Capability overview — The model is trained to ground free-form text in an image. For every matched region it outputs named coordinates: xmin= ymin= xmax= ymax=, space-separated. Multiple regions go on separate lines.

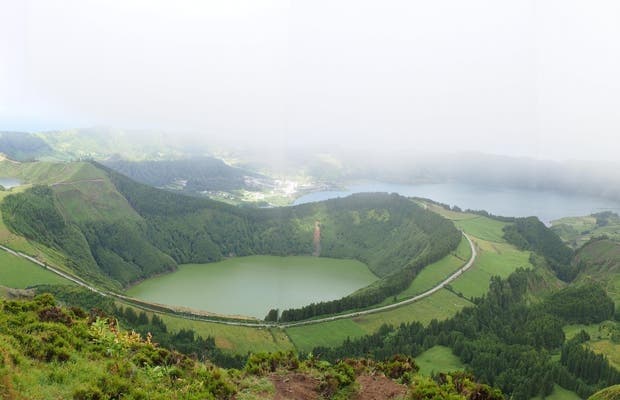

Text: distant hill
xmin=552 ymin=212 xmax=620 ymax=249
xmin=36 ymin=127 xmax=200 ymax=161
xmin=0 ymin=131 xmax=52 ymax=161
xmin=103 ymin=157 xmax=271 ymax=193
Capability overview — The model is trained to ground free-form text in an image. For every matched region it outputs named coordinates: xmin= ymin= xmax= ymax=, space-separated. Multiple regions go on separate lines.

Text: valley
xmin=0 ymin=157 xmax=618 ymax=399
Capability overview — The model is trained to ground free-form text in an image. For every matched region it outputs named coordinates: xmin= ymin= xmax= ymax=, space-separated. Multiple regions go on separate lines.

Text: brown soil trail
xmin=312 ymin=220 xmax=321 ymax=256
xmin=271 ymin=373 xmax=320 ymax=400
xmin=354 ymin=375 xmax=407 ymax=400
xmin=51 ymin=178 xmax=106 ymax=186
xmin=0 ymin=347 xmax=19 ymax=400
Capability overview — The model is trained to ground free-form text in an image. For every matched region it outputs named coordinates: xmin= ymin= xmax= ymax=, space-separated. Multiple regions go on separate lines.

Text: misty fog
xmin=2 ymin=0 xmax=620 ymax=163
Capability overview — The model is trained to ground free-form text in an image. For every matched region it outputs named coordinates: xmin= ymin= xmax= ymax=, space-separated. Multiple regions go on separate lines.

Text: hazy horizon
xmin=2 ymin=0 xmax=620 ymax=162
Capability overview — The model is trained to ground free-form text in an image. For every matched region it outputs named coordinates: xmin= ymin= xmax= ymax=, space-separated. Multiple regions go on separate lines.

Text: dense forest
xmin=503 ymin=216 xmax=577 ymax=281
xmin=312 ymin=269 xmax=619 ymax=399
xmin=0 ymin=162 xmax=460 ymax=319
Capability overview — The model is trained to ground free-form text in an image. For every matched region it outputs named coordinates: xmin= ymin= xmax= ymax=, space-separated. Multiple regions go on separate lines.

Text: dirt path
xmin=50 ymin=178 xmax=106 ymax=186
xmin=354 ymin=375 xmax=407 ymax=400
xmin=0 ymin=347 xmax=19 ymax=400
xmin=271 ymin=373 xmax=320 ymax=400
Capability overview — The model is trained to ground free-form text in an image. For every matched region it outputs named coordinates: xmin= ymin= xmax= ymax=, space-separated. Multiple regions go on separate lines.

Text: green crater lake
xmin=126 ymin=255 xmax=378 ymax=319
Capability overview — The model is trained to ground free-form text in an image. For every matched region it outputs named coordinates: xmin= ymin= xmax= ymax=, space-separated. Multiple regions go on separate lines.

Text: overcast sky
xmin=1 ymin=0 xmax=619 ymax=161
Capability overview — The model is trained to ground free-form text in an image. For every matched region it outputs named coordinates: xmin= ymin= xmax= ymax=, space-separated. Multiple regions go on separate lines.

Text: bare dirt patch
xmin=271 ymin=373 xmax=320 ymax=400
xmin=353 ymin=375 xmax=407 ymax=400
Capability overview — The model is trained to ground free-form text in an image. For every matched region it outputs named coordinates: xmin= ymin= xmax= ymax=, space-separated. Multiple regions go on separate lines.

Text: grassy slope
xmin=0 ymin=169 xmax=81 ymax=276
xmin=285 ymin=205 xmax=533 ymax=351
xmin=286 ymin=289 xmax=473 ymax=352
xmin=552 ymin=214 xmax=620 ymax=249
xmin=454 ymin=216 xmax=507 ymax=242
xmin=0 ymin=250 xmax=66 ymax=288
xmin=395 ymin=236 xmax=472 ymax=300
xmin=588 ymin=385 xmax=620 ymax=400
xmin=51 ymin=163 xmax=142 ymax=223
xmin=564 ymin=321 xmax=620 ymax=371
xmin=451 ymin=238 xmax=534 ymax=299
xmin=574 ymin=239 xmax=620 ymax=307
xmin=532 ymin=385 xmax=582 ymax=400
xmin=415 ymin=345 xmax=464 ymax=376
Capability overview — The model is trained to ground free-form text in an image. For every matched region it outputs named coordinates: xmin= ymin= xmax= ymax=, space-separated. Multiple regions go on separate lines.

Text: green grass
xmin=353 ymin=289 xmax=473 ymax=334
xmin=50 ymin=163 xmax=143 ymax=223
xmin=113 ymin=301 xmax=294 ymax=354
xmin=0 ymin=160 xmax=141 ymax=224
xmin=589 ymin=385 xmax=620 ymax=400
xmin=286 ymin=319 xmax=367 ymax=352
xmin=415 ymin=345 xmax=464 ymax=376
xmin=0 ymin=249 xmax=67 ymax=288
xmin=282 ymin=211 xmax=526 ymax=352
xmin=454 ymin=216 xmax=507 ymax=243
xmin=158 ymin=312 xmax=293 ymax=354
xmin=552 ymin=214 xmax=620 ymax=248
xmin=284 ymin=289 xmax=473 ymax=352
xmin=563 ymin=321 xmax=620 ymax=370
xmin=531 ymin=384 xmax=581 ymax=400
xmin=424 ymin=203 xmax=477 ymax=221
xmin=574 ymin=239 xmax=620 ymax=307
xmin=0 ymin=159 xmax=86 ymax=185
xmin=403 ymin=236 xmax=471 ymax=297
xmin=450 ymin=238 xmax=533 ymax=299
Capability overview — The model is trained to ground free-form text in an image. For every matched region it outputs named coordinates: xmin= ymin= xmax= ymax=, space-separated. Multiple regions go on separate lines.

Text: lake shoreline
xmin=126 ymin=255 xmax=377 ymax=319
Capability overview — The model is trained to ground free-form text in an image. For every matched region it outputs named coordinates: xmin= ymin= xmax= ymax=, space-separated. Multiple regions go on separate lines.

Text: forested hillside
xmin=312 ymin=269 xmax=620 ymax=399
xmin=573 ymin=238 xmax=620 ymax=307
xmin=0 ymin=161 xmax=460 ymax=317
xmin=503 ymin=217 xmax=576 ymax=281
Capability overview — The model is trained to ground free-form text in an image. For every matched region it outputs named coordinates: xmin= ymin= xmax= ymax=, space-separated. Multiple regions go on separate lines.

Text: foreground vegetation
xmin=0 ymin=294 xmax=507 ymax=399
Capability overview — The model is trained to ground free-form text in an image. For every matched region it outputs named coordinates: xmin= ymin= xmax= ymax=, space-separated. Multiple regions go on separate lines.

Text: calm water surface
xmin=0 ymin=178 xmax=22 ymax=189
xmin=127 ymin=255 xmax=377 ymax=319
xmin=294 ymin=182 xmax=620 ymax=224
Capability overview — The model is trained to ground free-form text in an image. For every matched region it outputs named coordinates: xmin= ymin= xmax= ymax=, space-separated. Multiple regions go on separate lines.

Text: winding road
xmin=0 ymin=232 xmax=476 ymax=328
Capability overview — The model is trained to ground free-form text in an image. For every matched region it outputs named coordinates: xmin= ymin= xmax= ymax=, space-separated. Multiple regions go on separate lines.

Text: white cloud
xmin=1 ymin=0 xmax=619 ymax=161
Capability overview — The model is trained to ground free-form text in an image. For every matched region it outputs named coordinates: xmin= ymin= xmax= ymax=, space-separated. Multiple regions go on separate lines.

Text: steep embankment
xmin=574 ymin=238 xmax=620 ymax=307
xmin=0 ymin=160 xmax=461 ymax=317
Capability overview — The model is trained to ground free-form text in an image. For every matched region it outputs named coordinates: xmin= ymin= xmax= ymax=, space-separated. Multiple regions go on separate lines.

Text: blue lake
xmin=294 ymin=182 xmax=620 ymax=224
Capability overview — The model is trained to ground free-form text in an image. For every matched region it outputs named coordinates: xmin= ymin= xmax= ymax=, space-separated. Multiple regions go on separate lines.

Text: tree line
xmin=310 ymin=269 xmax=618 ymax=399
